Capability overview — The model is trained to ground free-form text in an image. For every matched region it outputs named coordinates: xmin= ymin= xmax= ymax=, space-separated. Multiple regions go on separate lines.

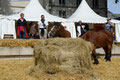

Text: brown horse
xmin=81 ymin=30 xmax=113 ymax=64
xmin=48 ymin=22 xmax=71 ymax=38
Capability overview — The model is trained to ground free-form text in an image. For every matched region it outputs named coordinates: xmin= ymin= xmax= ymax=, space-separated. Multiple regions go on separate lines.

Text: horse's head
xmin=48 ymin=22 xmax=61 ymax=37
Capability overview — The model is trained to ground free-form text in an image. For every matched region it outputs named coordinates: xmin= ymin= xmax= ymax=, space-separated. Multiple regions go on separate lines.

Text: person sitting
xmin=17 ymin=13 xmax=28 ymax=39
xmin=38 ymin=15 xmax=48 ymax=39
xmin=29 ymin=22 xmax=37 ymax=39
xmin=77 ymin=21 xmax=86 ymax=37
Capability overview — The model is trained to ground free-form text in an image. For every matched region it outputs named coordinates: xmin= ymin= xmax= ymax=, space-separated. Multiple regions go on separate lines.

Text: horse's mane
xmin=54 ymin=22 xmax=65 ymax=30
xmin=54 ymin=22 xmax=61 ymax=26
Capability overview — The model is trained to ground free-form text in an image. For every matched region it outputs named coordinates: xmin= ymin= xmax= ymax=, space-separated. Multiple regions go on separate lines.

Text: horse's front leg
xmin=92 ymin=49 xmax=99 ymax=64
xmin=103 ymin=46 xmax=108 ymax=60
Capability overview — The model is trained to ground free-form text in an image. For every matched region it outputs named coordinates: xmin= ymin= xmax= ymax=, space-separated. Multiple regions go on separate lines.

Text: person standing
xmin=38 ymin=15 xmax=48 ymax=39
xmin=105 ymin=18 xmax=113 ymax=32
xmin=17 ymin=13 xmax=28 ymax=39
xmin=77 ymin=21 xmax=86 ymax=37
xmin=29 ymin=22 xmax=37 ymax=39
xmin=105 ymin=18 xmax=116 ymax=40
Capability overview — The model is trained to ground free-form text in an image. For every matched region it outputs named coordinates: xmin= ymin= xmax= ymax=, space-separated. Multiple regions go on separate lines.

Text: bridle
xmin=48 ymin=25 xmax=61 ymax=37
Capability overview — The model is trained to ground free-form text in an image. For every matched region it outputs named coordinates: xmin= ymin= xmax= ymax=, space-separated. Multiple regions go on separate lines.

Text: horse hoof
xmin=106 ymin=57 xmax=111 ymax=61
xmin=106 ymin=59 xmax=111 ymax=62
xmin=93 ymin=61 xmax=99 ymax=64
xmin=104 ymin=57 xmax=107 ymax=60
xmin=93 ymin=62 xmax=99 ymax=64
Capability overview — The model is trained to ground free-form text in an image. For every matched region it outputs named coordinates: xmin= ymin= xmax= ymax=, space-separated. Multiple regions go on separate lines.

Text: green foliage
xmin=115 ymin=0 xmax=119 ymax=3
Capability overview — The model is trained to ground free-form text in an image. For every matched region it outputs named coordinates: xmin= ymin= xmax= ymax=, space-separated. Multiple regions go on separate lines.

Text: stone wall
xmin=44 ymin=0 xmax=107 ymax=18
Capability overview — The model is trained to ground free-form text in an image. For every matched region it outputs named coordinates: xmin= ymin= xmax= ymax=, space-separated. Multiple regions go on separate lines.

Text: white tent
xmin=68 ymin=0 xmax=120 ymax=24
xmin=1 ymin=0 xmax=77 ymax=39
xmin=7 ymin=0 xmax=76 ymax=38
xmin=68 ymin=0 xmax=120 ymax=41
xmin=8 ymin=0 xmax=66 ymax=22
xmin=68 ymin=0 xmax=106 ymax=23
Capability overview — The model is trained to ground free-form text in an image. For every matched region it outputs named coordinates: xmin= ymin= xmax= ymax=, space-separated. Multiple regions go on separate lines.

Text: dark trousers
xmin=19 ymin=31 xmax=25 ymax=39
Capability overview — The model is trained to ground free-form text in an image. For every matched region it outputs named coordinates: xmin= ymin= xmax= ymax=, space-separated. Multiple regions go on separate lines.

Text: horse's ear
xmin=54 ymin=22 xmax=56 ymax=25
xmin=48 ymin=22 xmax=53 ymax=25
xmin=54 ymin=22 xmax=58 ymax=25
xmin=48 ymin=22 xmax=51 ymax=24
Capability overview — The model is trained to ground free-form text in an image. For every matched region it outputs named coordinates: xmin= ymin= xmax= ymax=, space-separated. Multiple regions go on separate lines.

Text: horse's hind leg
xmin=107 ymin=44 xmax=112 ymax=61
xmin=103 ymin=46 xmax=108 ymax=60
xmin=92 ymin=49 xmax=99 ymax=64
xmin=104 ymin=44 xmax=112 ymax=61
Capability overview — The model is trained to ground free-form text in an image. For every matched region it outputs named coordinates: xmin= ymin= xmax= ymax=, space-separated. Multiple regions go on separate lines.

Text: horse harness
xmin=48 ymin=25 xmax=61 ymax=37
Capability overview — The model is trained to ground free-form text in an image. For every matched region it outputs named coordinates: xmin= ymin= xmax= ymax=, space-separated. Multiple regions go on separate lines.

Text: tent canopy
xmin=68 ymin=0 xmax=120 ymax=24
xmin=0 ymin=15 xmax=6 ymax=19
xmin=8 ymin=0 xmax=66 ymax=22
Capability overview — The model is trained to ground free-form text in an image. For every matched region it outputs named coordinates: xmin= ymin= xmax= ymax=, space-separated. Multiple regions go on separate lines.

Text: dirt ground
xmin=0 ymin=58 xmax=120 ymax=80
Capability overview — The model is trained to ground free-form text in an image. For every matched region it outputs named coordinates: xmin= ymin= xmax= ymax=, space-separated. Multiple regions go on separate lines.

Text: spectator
xmin=17 ymin=13 xmax=27 ymax=39
xmin=77 ymin=21 xmax=86 ymax=37
xmin=38 ymin=15 xmax=48 ymax=39
xmin=29 ymin=22 xmax=37 ymax=39
xmin=105 ymin=18 xmax=113 ymax=32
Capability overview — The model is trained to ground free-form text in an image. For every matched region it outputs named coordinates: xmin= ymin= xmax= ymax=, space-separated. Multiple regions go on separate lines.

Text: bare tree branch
xmin=0 ymin=0 xmax=13 ymax=15
xmin=115 ymin=0 xmax=119 ymax=3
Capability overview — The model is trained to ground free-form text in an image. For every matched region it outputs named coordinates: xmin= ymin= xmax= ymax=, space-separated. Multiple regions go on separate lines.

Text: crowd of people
xmin=17 ymin=13 xmax=48 ymax=39
xmin=17 ymin=13 xmax=115 ymax=40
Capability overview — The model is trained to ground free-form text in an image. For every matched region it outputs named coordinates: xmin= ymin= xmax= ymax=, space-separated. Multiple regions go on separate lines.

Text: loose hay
xmin=0 ymin=39 xmax=40 ymax=47
xmin=33 ymin=38 xmax=94 ymax=79
xmin=0 ymin=58 xmax=120 ymax=80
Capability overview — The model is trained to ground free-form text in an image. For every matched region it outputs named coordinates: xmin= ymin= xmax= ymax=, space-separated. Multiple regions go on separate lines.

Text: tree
xmin=0 ymin=0 xmax=13 ymax=15
xmin=115 ymin=0 xmax=119 ymax=3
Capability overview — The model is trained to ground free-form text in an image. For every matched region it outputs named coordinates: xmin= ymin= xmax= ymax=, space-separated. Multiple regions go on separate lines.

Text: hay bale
xmin=33 ymin=38 xmax=94 ymax=77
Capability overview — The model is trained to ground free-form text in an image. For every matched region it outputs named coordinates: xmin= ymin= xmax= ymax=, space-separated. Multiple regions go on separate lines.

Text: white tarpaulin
xmin=0 ymin=18 xmax=16 ymax=39
xmin=62 ymin=22 xmax=76 ymax=38
xmin=0 ymin=19 xmax=2 ymax=38
xmin=115 ymin=23 xmax=120 ymax=42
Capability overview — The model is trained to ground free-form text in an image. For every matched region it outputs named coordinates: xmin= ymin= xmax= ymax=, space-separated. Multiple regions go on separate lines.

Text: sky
xmin=11 ymin=0 xmax=29 ymax=1
xmin=108 ymin=0 xmax=120 ymax=14
xmin=11 ymin=0 xmax=120 ymax=14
